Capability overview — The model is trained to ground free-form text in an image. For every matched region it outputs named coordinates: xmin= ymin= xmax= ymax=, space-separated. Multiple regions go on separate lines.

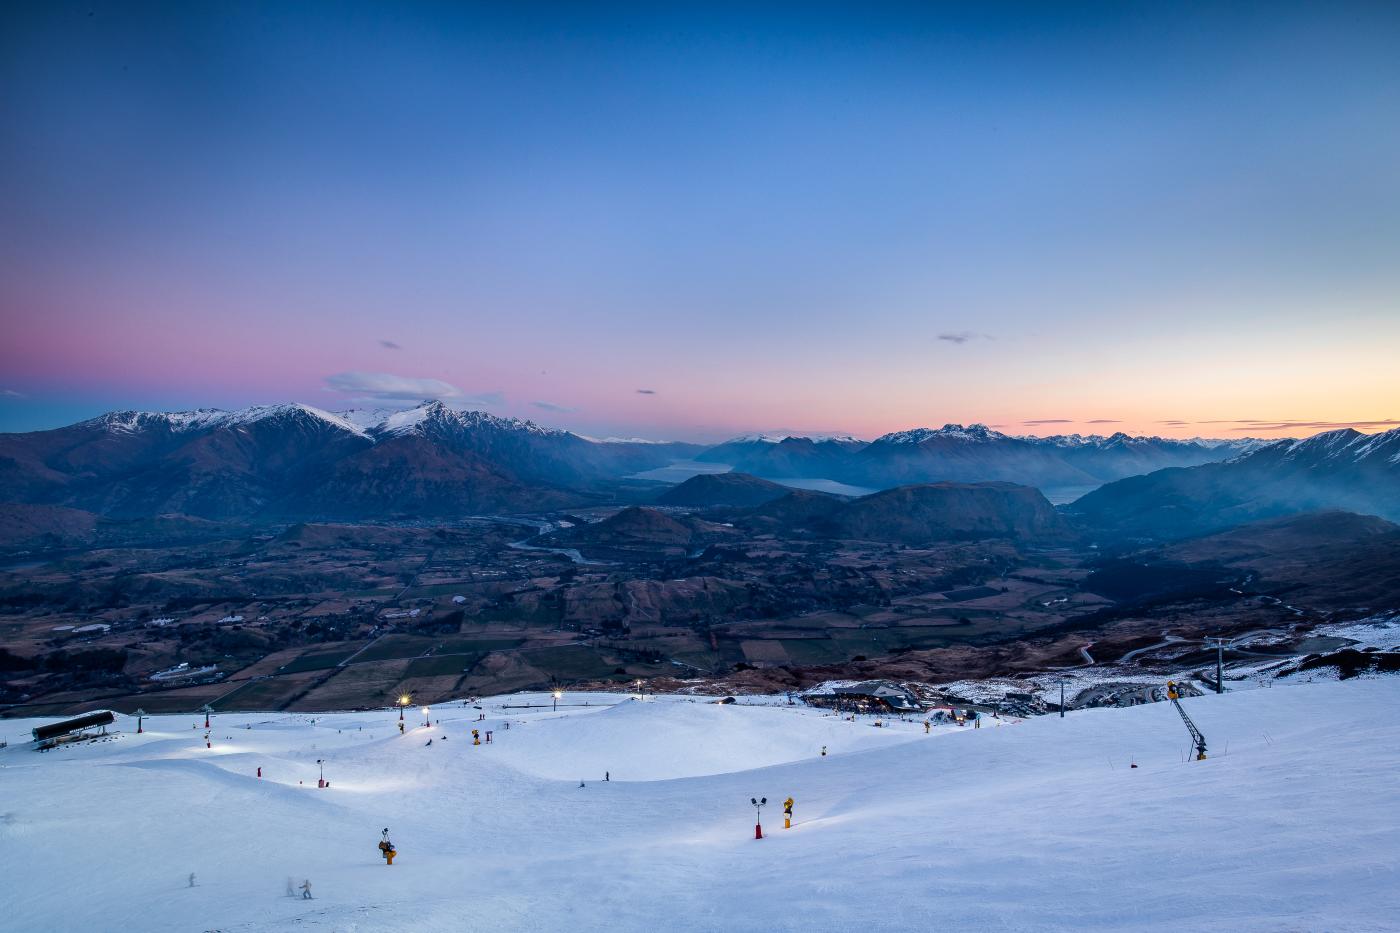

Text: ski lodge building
xmin=801 ymin=680 xmax=923 ymax=714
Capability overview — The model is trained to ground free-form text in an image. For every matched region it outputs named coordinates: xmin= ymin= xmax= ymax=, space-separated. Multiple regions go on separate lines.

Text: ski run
xmin=2 ymin=675 xmax=1398 ymax=931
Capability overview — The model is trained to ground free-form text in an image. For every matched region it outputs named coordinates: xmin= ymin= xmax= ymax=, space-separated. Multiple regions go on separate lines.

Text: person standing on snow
xmin=300 ymin=880 xmax=313 ymax=900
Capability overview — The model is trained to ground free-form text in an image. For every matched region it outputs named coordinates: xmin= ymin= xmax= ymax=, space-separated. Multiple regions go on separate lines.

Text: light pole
xmin=552 ymin=690 xmax=561 ymax=712
xmin=398 ymin=694 xmax=410 ymax=721
xmin=422 ymin=706 xmax=430 ymax=728
xmin=317 ymin=758 xmax=325 ymax=788
xmin=1207 ymin=637 xmax=1225 ymax=694
xmin=635 ymin=679 xmax=644 ymax=701
xmin=1059 ymin=677 xmax=1066 ymax=718
xmin=135 ymin=708 xmax=146 ymax=734
xmin=751 ymin=797 xmax=767 ymax=839
xmin=201 ymin=704 xmax=213 ymax=729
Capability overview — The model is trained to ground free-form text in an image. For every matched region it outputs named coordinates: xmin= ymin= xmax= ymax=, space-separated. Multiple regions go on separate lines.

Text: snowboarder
xmin=425 ymin=739 xmax=433 ymax=746
xmin=300 ymin=880 xmax=313 ymax=899
xmin=285 ymin=877 xmax=296 ymax=897
xmin=188 ymin=873 xmax=196 ymax=888
xmin=398 ymin=721 xmax=404 ymax=734
xmin=924 ymin=720 xmax=931 ymax=734
xmin=605 ymin=771 xmax=609 ymax=782
xmin=820 ymin=745 xmax=827 ymax=757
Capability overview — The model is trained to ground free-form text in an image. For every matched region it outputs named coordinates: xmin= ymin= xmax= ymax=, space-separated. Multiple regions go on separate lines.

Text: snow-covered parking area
xmin=1 ymin=680 xmax=1397 ymax=931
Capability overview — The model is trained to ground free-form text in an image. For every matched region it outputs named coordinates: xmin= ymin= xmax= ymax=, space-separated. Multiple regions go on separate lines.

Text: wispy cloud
xmin=379 ymin=340 xmax=401 ymax=350
xmin=1086 ymin=419 xmax=1121 ymax=424
xmin=1022 ymin=419 xmax=1072 ymax=425
xmin=1226 ymin=418 xmax=1400 ymax=432
xmin=326 ymin=371 xmax=461 ymax=402
xmin=937 ymin=332 xmax=993 ymax=344
xmin=532 ymin=400 xmax=576 ymax=413
xmin=636 ymin=388 xmax=657 ymax=395
xmin=1157 ymin=420 xmax=1189 ymax=426
xmin=324 ymin=371 xmax=503 ymax=407
xmin=0 ymin=389 xmax=24 ymax=399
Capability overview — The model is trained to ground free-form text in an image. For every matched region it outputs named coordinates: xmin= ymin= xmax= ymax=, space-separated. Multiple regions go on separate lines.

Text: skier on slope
xmin=300 ymin=880 xmax=313 ymax=900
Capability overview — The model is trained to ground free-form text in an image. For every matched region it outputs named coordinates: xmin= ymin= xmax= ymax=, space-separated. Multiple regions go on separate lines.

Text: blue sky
xmin=2 ymin=2 xmax=1398 ymax=439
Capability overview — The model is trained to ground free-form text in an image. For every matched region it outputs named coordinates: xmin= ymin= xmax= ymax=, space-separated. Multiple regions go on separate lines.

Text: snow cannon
xmin=751 ymin=797 xmax=767 ymax=839
xmin=783 ymin=797 xmax=794 ymax=830
xmin=1165 ymin=681 xmax=1208 ymax=761
xmin=379 ymin=830 xmax=397 ymax=865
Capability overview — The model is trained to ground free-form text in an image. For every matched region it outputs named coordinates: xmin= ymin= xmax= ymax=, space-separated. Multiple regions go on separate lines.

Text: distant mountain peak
xmin=86 ymin=403 xmax=370 ymax=438
xmin=875 ymin=423 xmax=1007 ymax=444
xmin=721 ymin=431 xmax=864 ymax=445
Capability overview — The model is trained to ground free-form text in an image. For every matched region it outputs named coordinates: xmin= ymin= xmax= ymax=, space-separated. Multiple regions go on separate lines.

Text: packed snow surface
xmin=2 ymin=679 xmax=1398 ymax=931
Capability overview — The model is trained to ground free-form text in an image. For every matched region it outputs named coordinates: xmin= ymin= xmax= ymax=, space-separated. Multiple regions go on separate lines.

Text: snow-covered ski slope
xmin=2 ymin=679 xmax=1398 ymax=932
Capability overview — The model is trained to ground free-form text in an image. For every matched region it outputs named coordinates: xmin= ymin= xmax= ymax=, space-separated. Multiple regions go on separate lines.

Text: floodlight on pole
xmin=1206 ymin=637 xmax=1226 ymax=694
xmin=552 ymin=690 xmax=561 ymax=712
xmin=751 ymin=797 xmax=767 ymax=840
xmin=422 ymin=706 xmax=430 ymax=728
xmin=134 ymin=708 xmax=147 ymax=734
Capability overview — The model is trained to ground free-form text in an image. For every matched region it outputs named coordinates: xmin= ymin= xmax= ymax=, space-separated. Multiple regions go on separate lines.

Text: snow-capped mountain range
xmin=0 ymin=401 xmax=702 ymax=521
xmin=4 ymin=400 xmax=1393 ymax=529
xmin=697 ymin=423 xmax=1270 ymax=490
xmin=1072 ymin=426 xmax=1400 ymax=539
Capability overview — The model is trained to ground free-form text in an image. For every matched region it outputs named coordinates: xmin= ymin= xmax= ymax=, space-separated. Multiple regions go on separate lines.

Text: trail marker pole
xmin=135 ymin=708 xmax=146 ymax=734
xmin=1059 ymin=677 xmax=1066 ymax=718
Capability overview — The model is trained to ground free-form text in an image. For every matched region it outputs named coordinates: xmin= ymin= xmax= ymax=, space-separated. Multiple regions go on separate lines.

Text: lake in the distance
xmin=629 ymin=460 xmax=877 ymax=497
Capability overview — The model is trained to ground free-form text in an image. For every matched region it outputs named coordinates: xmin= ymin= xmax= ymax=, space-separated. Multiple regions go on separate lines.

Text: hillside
xmin=540 ymin=507 xmax=739 ymax=559
xmin=825 ymin=482 xmax=1064 ymax=543
xmin=655 ymin=472 xmax=793 ymax=508
xmin=1154 ymin=511 xmax=1400 ymax=609
xmin=742 ymin=481 xmax=1062 ymax=544
xmin=1072 ymin=427 xmax=1400 ymax=540
xmin=2 ymin=679 xmax=1397 ymax=931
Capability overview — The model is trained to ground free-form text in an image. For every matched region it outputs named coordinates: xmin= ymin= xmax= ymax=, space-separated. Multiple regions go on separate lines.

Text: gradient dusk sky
xmin=2 ymin=2 xmax=1398 ymax=441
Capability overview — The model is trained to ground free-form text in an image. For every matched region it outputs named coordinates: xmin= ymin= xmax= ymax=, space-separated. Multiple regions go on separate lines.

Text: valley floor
xmin=1 ymin=678 xmax=1397 ymax=931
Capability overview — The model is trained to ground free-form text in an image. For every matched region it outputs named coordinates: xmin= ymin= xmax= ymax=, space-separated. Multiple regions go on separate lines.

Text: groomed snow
xmin=2 ymin=679 xmax=1397 ymax=931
